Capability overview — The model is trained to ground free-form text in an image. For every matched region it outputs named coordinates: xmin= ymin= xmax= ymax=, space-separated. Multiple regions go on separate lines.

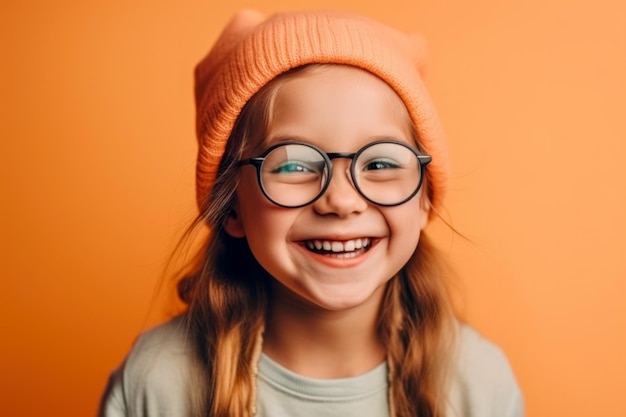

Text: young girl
xmin=99 ymin=9 xmax=524 ymax=417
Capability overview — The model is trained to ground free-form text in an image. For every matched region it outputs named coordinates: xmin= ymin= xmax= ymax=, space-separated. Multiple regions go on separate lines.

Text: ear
xmin=417 ymin=195 xmax=431 ymax=230
xmin=223 ymin=203 xmax=246 ymax=238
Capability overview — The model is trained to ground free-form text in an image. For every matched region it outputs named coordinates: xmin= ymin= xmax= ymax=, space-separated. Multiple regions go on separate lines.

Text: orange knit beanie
xmin=194 ymin=9 xmax=448 ymax=212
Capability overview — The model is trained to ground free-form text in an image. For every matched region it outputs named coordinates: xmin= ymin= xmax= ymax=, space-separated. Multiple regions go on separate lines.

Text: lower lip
xmin=296 ymin=240 xmax=378 ymax=268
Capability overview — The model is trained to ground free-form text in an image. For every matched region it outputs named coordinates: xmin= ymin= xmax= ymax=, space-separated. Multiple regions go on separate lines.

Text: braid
xmin=379 ymin=233 xmax=457 ymax=417
xmin=181 ymin=233 xmax=268 ymax=417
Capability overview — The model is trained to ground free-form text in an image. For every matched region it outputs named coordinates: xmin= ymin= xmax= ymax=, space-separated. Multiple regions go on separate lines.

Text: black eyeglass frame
xmin=239 ymin=139 xmax=432 ymax=209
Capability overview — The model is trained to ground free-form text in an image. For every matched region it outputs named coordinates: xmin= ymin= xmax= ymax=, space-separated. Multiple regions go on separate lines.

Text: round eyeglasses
xmin=239 ymin=140 xmax=431 ymax=208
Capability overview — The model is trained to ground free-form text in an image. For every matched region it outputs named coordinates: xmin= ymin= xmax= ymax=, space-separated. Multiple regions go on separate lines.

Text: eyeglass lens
xmin=353 ymin=142 xmax=421 ymax=205
xmin=261 ymin=144 xmax=330 ymax=207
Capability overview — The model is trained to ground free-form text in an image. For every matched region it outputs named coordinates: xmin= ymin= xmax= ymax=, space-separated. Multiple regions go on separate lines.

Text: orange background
xmin=1 ymin=0 xmax=625 ymax=416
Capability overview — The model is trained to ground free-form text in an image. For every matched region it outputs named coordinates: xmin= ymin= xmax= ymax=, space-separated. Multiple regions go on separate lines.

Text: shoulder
xmin=447 ymin=324 xmax=525 ymax=417
xmin=125 ymin=315 xmax=195 ymax=375
xmin=99 ymin=316 xmax=200 ymax=417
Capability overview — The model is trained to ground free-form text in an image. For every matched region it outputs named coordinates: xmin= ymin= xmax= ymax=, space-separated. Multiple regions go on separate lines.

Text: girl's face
xmin=225 ymin=66 xmax=430 ymax=312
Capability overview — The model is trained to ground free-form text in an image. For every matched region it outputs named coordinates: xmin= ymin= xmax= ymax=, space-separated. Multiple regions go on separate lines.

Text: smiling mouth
xmin=303 ymin=238 xmax=372 ymax=258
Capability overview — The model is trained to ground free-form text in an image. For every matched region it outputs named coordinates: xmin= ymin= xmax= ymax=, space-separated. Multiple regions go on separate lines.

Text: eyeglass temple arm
xmin=239 ymin=157 xmax=264 ymax=167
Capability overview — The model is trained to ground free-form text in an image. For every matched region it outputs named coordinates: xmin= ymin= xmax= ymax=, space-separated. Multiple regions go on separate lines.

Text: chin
xmin=305 ymin=284 xmax=386 ymax=312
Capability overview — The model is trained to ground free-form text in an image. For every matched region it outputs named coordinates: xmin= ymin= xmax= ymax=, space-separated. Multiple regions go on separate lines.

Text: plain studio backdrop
xmin=1 ymin=0 xmax=624 ymax=416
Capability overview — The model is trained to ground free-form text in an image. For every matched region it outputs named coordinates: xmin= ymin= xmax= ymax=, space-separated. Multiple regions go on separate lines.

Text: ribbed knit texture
xmin=194 ymin=9 xmax=449 ymax=211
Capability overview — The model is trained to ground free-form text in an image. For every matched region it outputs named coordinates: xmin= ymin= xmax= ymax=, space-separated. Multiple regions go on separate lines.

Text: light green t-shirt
xmin=256 ymin=353 xmax=389 ymax=417
xmin=98 ymin=317 xmax=524 ymax=417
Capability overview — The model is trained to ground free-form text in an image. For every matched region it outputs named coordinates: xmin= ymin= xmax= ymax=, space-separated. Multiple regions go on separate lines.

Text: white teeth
xmin=331 ymin=241 xmax=343 ymax=252
xmin=305 ymin=238 xmax=371 ymax=253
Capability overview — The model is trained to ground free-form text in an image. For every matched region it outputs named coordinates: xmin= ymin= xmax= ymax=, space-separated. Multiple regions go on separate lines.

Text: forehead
xmin=264 ymin=65 xmax=414 ymax=150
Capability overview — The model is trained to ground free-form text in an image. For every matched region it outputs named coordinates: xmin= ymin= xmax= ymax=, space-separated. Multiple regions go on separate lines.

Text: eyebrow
xmin=263 ymin=134 xmax=308 ymax=146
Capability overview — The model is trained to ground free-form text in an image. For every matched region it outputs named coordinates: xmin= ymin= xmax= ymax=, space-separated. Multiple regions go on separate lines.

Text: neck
xmin=262 ymin=281 xmax=386 ymax=379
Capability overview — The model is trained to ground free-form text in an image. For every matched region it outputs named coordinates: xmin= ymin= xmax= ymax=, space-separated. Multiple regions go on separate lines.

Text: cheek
xmin=235 ymin=178 xmax=300 ymax=243
xmin=387 ymin=201 xmax=427 ymax=245
xmin=235 ymin=173 xmax=268 ymax=220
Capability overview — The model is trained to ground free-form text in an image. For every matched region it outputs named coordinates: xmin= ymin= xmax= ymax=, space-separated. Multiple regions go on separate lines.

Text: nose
xmin=312 ymin=159 xmax=368 ymax=217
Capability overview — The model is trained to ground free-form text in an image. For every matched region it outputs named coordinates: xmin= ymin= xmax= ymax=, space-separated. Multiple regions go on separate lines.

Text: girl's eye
xmin=272 ymin=161 xmax=314 ymax=174
xmin=363 ymin=159 xmax=399 ymax=170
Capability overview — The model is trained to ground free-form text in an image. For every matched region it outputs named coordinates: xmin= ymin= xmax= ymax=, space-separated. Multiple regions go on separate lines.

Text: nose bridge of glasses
xmin=326 ymin=152 xmax=357 ymax=161
xmin=327 ymin=152 xmax=357 ymax=180
xmin=323 ymin=152 xmax=358 ymax=194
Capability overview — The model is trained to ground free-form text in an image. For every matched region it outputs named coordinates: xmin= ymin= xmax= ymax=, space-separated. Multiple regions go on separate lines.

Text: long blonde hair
xmin=177 ymin=64 xmax=457 ymax=417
